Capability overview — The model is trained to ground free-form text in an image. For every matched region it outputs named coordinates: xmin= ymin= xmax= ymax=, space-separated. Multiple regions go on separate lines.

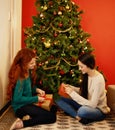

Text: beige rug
xmin=20 ymin=112 xmax=115 ymax=130
xmin=0 ymin=106 xmax=115 ymax=130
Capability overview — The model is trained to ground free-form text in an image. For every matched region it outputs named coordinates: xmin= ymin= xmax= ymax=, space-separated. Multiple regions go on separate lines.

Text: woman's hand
xmin=38 ymin=96 xmax=45 ymax=102
xmin=65 ymin=86 xmax=73 ymax=94
xmin=61 ymin=83 xmax=74 ymax=94
xmin=36 ymin=88 xmax=45 ymax=96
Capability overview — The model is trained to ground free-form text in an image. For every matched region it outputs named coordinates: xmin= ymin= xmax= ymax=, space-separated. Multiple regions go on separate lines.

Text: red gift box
xmin=58 ymin=83 xmax=70 ymax=98
xmin=36 ymin=94 xmax=53 ymax=111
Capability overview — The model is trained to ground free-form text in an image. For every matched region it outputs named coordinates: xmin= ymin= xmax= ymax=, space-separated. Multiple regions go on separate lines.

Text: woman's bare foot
xmin=10 ymin=118 xmax=23 ymax=130
xmin=75 ymin=116 xmax=81 ymax=121
xmin=22 ymin=115 xmax=31 ymax=120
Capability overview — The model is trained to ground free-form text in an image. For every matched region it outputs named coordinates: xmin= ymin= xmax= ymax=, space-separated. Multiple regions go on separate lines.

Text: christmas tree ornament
xmin=84 ymin=46 xmax=88 ymax=50
xmin=65 ymin=5 xmax=70 ymax=10
xmin=48 ymin=1 xmax=53 ymax=7
xmin=79 ymin=79 xmax=82 ymax=83
xmin=38 ymin=62 xmax=42 ymax=66
xmin=53 ymin=11 xmax=57 ymax=15
xmin=58 ymin=23 xmax=63 ymax=27
xmin=80 ymin=40 xmax=82 ymax=43
xmin=40 ymin=13 xmax=44 ymax=19
xmin=61 ymin=53 xmax=66 ymax=57
xmin=70 ymin=70 xmax=74 ymax=75
xmin=43 ymin=5 xmax=48 ymax=10
xmin=59 ymin=70 xmax=65 ymax=75
xmin=44 ymin=39 xmax=51 ymax=48
xmin=41 ymin=6 xmax=43 ymax=9
xmin=41 ymin=37 xmax=45 ymax=42
xmin=54 ymin=32 xmax=58 ymax=37
xmin=72 ymin=73 xmax=75 ymax=77
xmin=54 ymin=40 xmax=59 ymax=45
xmin=32 ymin=37 xmax=36 ymax=41
xmin=45 ymin=61 xmax=48 ymax=65
xmin=58 ymin=11 xmax=62 ymax=15
xmin=44 ymin=42 xmax=51 ymax=48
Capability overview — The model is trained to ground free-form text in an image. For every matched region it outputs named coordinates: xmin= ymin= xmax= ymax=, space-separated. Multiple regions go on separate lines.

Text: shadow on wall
xmin=0 ymin=76 xmax=3 ymax=110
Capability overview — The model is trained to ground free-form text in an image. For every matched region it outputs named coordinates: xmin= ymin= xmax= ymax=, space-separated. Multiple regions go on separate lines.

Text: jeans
xmin=55 ymin=97 xmax=106 ymax=121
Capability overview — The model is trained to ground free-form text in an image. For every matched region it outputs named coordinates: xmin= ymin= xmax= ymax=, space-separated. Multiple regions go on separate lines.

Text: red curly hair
xmin=7 ymin=48 xmax=37 ymax=100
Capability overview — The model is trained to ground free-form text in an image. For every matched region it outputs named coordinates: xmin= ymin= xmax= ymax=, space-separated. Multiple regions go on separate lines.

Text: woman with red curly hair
xmin=7 ymin=48 xmax=56 ymax=130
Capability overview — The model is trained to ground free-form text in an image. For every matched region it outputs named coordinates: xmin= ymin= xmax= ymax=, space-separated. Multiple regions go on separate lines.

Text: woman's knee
xmin=77 ymin=106 xmax=105 ymax=121
xmin=77 ymin=106 xmax=91 ymax=118
xmin=50 ymin=113 xmax=57 ymax=123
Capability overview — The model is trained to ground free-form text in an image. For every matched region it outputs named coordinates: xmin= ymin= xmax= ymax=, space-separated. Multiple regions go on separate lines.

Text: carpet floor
xmin=0 ymin=106 xmax=115 ymax=130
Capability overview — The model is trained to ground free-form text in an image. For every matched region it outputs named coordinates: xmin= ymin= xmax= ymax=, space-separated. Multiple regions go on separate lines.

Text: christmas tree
xmin=24 ymin=0 xmax=94 ymax=96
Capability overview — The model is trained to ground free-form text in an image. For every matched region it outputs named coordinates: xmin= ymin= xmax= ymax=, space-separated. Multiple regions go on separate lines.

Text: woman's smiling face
xmin=27 ymin=58 xmax=36 ymax=70
xmin=78 ymin=60 xmax=88 ymax=74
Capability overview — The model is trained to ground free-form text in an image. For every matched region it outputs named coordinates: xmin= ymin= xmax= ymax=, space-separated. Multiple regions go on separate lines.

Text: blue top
xmin=11 ymin=76 xmax=38 ymax=112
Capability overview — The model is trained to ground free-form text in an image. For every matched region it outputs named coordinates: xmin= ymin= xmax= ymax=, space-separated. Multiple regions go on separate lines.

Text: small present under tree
xmin=24 ymin=0 xmax=94 ymax=97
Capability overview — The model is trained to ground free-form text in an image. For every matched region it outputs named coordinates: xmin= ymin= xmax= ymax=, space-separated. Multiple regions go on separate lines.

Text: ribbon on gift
xmin=37 ymin=94 xmax=53 ymax=111
xmin=38 ymin=94 xmax=53 ymax=106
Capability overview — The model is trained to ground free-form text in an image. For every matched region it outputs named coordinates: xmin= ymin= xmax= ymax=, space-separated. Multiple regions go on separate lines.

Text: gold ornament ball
xmin=43 ymin=5 xmax=48 ymax=10
xmin=45 ymin=43 xmax=51 ymax=48
xmin=44 ymin=40 xmax=51 ymax=48
xmin=45 ymin=61 xmax=48 ymax=64
xmin=58 ymin=11 xmax=62 ymax=15
xmin=66 ymin=5 xmax=70 ymax=10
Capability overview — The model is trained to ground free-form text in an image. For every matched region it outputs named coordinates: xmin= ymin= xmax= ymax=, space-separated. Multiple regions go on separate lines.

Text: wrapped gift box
xmin=36 ymin=94 xmax=53 ymax=111
xmin=58 ymin=83 xmax=70 ymax=98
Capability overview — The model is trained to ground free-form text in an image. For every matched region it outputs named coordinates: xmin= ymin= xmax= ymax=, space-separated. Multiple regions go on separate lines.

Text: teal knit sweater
xmin=11 ymin=76 xmax=38 ymax=112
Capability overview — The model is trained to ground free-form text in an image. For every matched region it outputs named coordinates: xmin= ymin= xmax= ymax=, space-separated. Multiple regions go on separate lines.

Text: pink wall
xmin=22 ymin=0 xmax=115 ymax=86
